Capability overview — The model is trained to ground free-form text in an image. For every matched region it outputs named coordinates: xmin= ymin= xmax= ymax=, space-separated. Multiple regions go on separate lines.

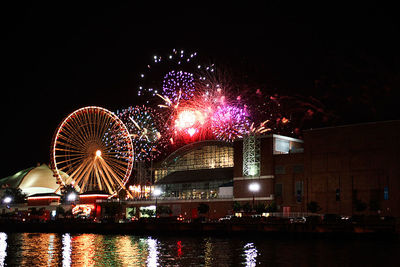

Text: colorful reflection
xmin=1 ymin=233 xmax=399 ymax=266
xmin=146 ymin=238 xmax=159 ymax=266
xmin=0 ymin=232 xmax=7 ymax=266
xmin=19 ymin=233 xmax=62 ymax=266
xmin=62 ymin=233 xmax=71 ymax=267
xmin=243 ymin=242 xmax=258 ymax=267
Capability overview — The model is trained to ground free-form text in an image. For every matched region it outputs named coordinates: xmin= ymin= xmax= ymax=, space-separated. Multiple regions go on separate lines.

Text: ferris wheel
xmin=51 ymin=106 xmax=134 ymax=198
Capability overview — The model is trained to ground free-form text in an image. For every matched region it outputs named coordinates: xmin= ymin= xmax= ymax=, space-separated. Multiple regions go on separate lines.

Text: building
xmin=1 ymin=121 xmax=398 ymax=220
xmin=0 ymin=164 xmax=68 ymax=196
xmin=126 ymin=120 xmax=400 ymax=219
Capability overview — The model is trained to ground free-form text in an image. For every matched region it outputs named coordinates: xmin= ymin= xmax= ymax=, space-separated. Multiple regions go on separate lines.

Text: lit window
xmin=275 ymin=139 xmax=290 ymax=154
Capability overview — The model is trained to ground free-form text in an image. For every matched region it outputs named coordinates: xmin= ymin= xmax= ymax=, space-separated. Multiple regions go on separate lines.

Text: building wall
xmin=303 ymin=121 xmax=400 ymax=217
xmin=127 ymin=200 xmax=234 ymax=220
xmin=273 ymin=153 xmax=305 ymax=212
xmin=231 ymin=121 xmax=399 ymax=218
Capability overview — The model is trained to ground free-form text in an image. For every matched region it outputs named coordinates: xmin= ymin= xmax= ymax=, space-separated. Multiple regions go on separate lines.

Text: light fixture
xmin=248 ymin=183 xmax=260 ymax=192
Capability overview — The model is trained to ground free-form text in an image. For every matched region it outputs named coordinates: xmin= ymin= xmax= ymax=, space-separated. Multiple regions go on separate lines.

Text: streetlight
xmin=153 ymin=188 xmax=162 ymax=217
xmin=67 ymin=193 xmax=76 ymax=202
xmin=3 ymin=197 xmax=12 ymax=204
xmin=248 ymin=183 xmax=260 ymax=212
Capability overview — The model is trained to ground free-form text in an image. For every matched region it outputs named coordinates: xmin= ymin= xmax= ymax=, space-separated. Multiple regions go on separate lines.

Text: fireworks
xmin=162 ymin=70 xmax=195 ymax=104
xmin=132 ymin=49 xmax=332 ymax=149
xmin=211 ymin=105 xmax=251 ymax=141
xmin=115 ymin=106 xmax=164 ymax=161
xmin=138 ymin=49 xmax=209 ymax=104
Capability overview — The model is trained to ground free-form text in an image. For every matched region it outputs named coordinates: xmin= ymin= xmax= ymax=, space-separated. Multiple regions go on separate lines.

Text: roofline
xmin=271 ymin=134 xmax=304 ymax=143
xmin=162 ymin=140 xmax=233 ymax=166
xmin=15 ymin=167 xmax=35 ymax=189
xmin=303 ymin=120 xmax=400 ymax=132
xmin=236 ymin=134 xmax=304 ymax=143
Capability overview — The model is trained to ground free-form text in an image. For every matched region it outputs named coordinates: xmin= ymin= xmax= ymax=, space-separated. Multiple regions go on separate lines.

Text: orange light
xmin=27 ymin=196 xmax=60 ymax=200
xmin=79 ymin=194 xmax=109 ymax=198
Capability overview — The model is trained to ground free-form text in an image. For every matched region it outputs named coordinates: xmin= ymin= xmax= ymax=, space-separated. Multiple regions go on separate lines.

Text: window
xmin=275 ymin=165 xmax=285 ymax=174
xmin=275 ymin=139 xmax=290 ymax=154
xmin=293 ymin=165 xmax=304 ymax=173
xmin=384 ymin=186 xmax=389 ymax=200
xmin=156 ymin=145 xmax=234 ymax=181
xmin=275 ymin=183 xmax=283 ymax=198
xmin=335 ymin=188 xmax=340 ymax=201
xmin=295 ymin=181 xmax=303 ymax=202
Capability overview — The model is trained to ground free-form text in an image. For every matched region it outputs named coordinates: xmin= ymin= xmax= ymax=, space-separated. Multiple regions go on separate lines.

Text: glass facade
xmin=154 ymin=144 xmax=234 ymax=182
xmin=157 ymin=180 xmax=232 ymax=200
xmin=154 ymin=142 xmax=234 ymax=199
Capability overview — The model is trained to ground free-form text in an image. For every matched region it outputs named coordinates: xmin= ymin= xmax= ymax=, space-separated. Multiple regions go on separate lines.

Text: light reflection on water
xmin=0 ymin=233 xmax=7 ymax=267
xmin=0 ymin=232 xmax=399 ymax=266
xmin=243 ymin=243 xmax=258 ymax=267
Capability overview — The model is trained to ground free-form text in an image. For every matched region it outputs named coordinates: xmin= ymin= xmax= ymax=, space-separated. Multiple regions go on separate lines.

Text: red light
xmin=177 ymin=240 xmax=182 ymax=257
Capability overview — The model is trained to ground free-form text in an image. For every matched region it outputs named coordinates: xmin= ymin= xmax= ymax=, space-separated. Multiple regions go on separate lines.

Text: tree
xmin=307 ymin=201 xmax=322 ymax=213
xmin=242 ymin=202 xmax=252 ymax=213
xmin=233 ymin=201 xmax=242 ymax=212
xmin=1 ymin=188 xmax=27 ymax=203
xmin=266 ymin=201 xmax=278 ymax=212
xmin=197 ymin=203 xmax=210 ymax=215
xmin=255 ymin=202 xmax=267 ymax=214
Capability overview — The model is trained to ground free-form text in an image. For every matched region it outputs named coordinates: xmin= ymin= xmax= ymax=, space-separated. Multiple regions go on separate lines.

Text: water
xmin=0 ymin=232 xmax=398 ymax=266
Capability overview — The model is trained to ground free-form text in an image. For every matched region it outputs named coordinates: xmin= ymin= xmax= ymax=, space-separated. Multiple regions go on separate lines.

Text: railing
xmin=265 ymin=212 xmax=323 ymax=218
xmin=96 ymin=195 xmax=234 ymax=203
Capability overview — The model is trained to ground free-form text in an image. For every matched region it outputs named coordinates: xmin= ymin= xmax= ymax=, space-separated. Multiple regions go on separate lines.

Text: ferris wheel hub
xmin=95 ymin=150 xmax=102 ymax=157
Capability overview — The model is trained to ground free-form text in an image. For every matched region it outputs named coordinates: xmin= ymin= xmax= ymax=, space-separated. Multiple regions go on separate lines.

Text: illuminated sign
xmin=72 ymin=204 xmax=95 ymax=217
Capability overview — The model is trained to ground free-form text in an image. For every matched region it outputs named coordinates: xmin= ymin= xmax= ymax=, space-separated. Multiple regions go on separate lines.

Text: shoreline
xmin=1 ymin=221 xmax=398 ymax=239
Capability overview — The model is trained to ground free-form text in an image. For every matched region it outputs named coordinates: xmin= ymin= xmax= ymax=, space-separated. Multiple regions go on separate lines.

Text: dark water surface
xmin=0 ymin=232 xmax=398 ymax=266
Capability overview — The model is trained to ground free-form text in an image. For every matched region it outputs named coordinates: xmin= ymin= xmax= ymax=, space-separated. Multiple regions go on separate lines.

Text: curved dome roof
xmin=0 ymin=164 xmax=69 ymax=196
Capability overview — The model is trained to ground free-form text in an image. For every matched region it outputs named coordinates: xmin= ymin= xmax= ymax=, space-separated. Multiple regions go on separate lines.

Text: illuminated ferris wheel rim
xmin=51 ymin=106 xmax=134 ymax=196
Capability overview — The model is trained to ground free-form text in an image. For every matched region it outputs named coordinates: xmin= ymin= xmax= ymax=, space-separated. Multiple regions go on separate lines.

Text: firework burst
xmin=138 ymin=48 xmax=214 ymax=105
xmin=211 ymin=104 xmax=251 ymax=141
xmin=116 ymin=106 xmax=165 ymax=161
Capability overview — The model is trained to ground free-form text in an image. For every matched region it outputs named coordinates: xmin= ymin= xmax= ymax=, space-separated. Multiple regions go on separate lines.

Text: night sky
xmin=2 ymin=2 xmax=399 ymax=177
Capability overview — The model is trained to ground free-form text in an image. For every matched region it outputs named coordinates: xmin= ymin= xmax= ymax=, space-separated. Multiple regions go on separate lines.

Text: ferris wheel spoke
xmin=97 ymin=160 xmax=118 ymax=194
xmin=54 ymin=148 xmax=85 ymax=156
xmin=98 ymin=159 xmax=120 ymax=192
xmin=86 ymin=111 xmax=97 ymax=141
xmin=93 ymin=162 xmax=104 ymax=191
xmin=104 ymin=159 xmax=130 ymax=177
xmin=98 ymin=113 xmax=113 ymax=139
xmin=75 ymin=159 xmax=95 ymax=192
xmin=58 ymin=158 xmax=85 ymax=175
xmin=66 ymin=158 xmax=91 ymax=186
xmin=55 ymin=135 xmax=85 ymax=152
xmin=62 ymin=122 xmax=88 ymax=148
xmin=73 ymin=112 xmax=91 ymax=141
xmin=102 ymin=162 xmax=132 ymax=198
xmin=101 ymin=161 xmax=126 ymax=189
xmin=85 ymin=111 xmax=93 ymax=140
xmin=105 ymin=157 xmax=130 ymax=173
xmin=55 ymin=155 xmax=86 ymax=166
